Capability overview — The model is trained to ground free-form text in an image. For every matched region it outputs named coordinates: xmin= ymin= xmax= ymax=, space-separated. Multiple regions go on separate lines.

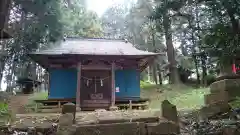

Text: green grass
xmin=25 ymin=92 xmax=48 ymax=112
xmin=141 ymin=84 xmax=210 ymax=110
xmin=229 ymin=97 xmax=240 ymax=109
xmin=0 ymin=102 xmax=11 ymax=125
xmin=29 ymin=92 xmax=48 ymax=100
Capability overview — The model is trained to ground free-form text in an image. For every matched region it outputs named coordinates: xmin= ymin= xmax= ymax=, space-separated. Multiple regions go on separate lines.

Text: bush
xmin=205 ymin=74 xmax=217 ymax=86
xmin=140 ymin=81 xmax=159 ymax=90
xmin=0 ymin=102 xmax=10 ymax=121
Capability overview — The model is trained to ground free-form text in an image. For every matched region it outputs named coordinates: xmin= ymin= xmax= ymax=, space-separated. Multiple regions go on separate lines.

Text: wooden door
xmin=80 ymin=70 xmax=111 ymax=110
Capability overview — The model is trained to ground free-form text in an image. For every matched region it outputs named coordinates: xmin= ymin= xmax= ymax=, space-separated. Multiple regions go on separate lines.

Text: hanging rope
xmin=81 ymin=76 xmax=110 ymax=81
xmin=81 ymin=76 xmax=111 ymax=87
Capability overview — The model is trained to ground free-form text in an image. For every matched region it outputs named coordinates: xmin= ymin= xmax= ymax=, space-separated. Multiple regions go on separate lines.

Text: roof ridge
xmin=65 ymin=37 xmax=126 ymax=42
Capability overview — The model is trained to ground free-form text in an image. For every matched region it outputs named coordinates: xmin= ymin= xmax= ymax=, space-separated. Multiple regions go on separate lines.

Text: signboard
xmin=115 ymin=87 xmax=120 ymax=92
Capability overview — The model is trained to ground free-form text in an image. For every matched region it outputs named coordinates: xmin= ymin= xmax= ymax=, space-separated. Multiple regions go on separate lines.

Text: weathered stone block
xmin=223 ymin=126 xmax=238 ymax=135
xmin=131 ymin=116 xmax=159 ymax=123
xmin=216 ymin=74 xmax=240 ymax=81
xmin=146 ymin=120 xmax=180 ymax=135
xmin=57 ymin=113 xmax=75 ymax=135
xmin=109 ymin=106 xmax=118 ymax=111
xmin=161 ymin=100 xmax=178 ymax=123
xmin=210 ymin=79 xmax=240 ymax=98
xmin=56 ymin=125 xmax=76 ymax=135
xmin=62 ymin=102 xmax=76 ymax=122
xmin=98 ymin=118 xmax=129 ymax=124
xmin=204 ymin=91 xmax=229 ymax=105
xmin=199 ymin=101 xmax=231 ymax=120
xmin=76 ymin=122 xmax=146 ymax=135
xmin=58 ymin=113 xmax=74 ymax=126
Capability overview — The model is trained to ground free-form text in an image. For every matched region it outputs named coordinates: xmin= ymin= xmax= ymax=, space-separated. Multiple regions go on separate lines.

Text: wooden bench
xmin=34 ymin=98 xmax=75 ymax=111
xmin=115 ymin=97 xmax=150 ymax=110
xmin=34 ymin=97 xmax=150 ymax=111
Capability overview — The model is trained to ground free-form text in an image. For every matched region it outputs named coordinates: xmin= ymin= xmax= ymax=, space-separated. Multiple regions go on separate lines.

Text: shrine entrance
xmin=80 ymin=70 xmax=112 ymax=110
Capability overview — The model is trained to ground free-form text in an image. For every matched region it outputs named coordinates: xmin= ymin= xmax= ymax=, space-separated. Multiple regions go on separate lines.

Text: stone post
xmin=62 ymin=102 xmax=76 ymax=123
xmin=161 ymin=100 xmax=178 ymax=123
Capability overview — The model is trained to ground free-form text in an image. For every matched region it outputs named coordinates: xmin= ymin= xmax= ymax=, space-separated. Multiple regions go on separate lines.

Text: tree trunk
xmin=219 ymin=59 xmax=233 ymax=76
xmin=180 ymin=32 xmax=188 ymax=56
xmin=147 ymin=66 xmax=151 ymax=82
xmin=0 ymin=41 xmax=7 ymax=89
xmin=30 ymin=62 xmax=37 ymax=80
xmin=0 ymin=0 xmax=12 ymax=29
xmin=201 ymin=53 xmax=207 ymax=86
xmin=152 ymin=65 xmax=158 ymax=85
xmin=150 ymin=26 xmax=161 ymax=85
xmin=156 ymin=64 xmax=163 ymax=85
xmin=193 ymin=55 xmax=200 ymax=84
xmin=163 ymin=13 xmax=180 ymax=84
xmin=43 ymin=71 xmax=49 ymax=92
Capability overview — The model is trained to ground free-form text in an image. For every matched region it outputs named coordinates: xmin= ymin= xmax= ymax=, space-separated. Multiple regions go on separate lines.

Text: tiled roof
xmin=31 ymin=38 xmax=161 ymax=56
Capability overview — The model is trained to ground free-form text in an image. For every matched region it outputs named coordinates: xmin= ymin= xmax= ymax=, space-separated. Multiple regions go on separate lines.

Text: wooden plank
xmin=34 ymin=99 xmax=75 ymax=103
xmin=48 ymin=72 xmax=50 ymax=96
xmin=39 ymin=105 xmax=61 ymax=109
xmin=76 ymin=62 xmax=81 ymax=109
xmin=116 ymin=103 xmax=148 ymax=107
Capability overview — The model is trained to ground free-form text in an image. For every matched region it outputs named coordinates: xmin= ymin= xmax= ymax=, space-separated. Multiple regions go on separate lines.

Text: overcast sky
xmin=86 ymin=0 xmax=123 ymax=16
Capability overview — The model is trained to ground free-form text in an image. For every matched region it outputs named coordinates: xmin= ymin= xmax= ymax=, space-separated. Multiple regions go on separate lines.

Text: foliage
xmin=2 ymin=0 xmax=240 ymax=90
xmin=141 ymin=84 xmax=209 ymax=109
xmin=1 ymin=0 xmax=64 ymax=91
xmin=205 ymin=74 xmax=217 ymax=86
xmin=1 ymin=0 xmax=104 ymax=91
xmin=25 ymin=92 xmax=48 ymax=112
xmin=203 ymin=23 xmax=240 ymax=62
xmin=61 ymin=0 xmax=103 ymax=38
xmin=0 ymin=102 xmax=10 ymax=123
xmin=229 ymin=97 xmax=240 ymax=109
xmin=0 ymin=103 xmax=8 ymax=116
xmin=140 ymin=81 xmax=158 ymax=90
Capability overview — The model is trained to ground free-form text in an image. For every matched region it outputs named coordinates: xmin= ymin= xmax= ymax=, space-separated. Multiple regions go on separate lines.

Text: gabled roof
xmin=30 ymin=38 xmax=162 ymax=56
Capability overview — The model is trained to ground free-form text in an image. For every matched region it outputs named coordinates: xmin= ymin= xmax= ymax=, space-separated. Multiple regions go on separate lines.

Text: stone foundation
xmin=55 ymin=100 xmax=180 ymax=135
xmin=200 ymin=78 xmax=240 ymax=120
xmin=209 ymin=79 xmax=240 ymax=98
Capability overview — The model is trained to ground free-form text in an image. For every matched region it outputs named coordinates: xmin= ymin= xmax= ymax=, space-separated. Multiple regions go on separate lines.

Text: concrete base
xmin=210 ymin=79 xmax=240 ymax=98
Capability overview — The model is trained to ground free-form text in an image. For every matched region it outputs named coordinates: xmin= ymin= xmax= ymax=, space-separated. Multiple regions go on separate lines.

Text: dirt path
xmin=9 ymin=95 xmax=32 ymax=114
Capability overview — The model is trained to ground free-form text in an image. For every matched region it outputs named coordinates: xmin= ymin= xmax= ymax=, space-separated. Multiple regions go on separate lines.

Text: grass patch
xmin=25 ymin=92 xmax=48 ymax=112
xmin=0 ymin=102 xmax=11 ymax=125
xmin=170 ymin=88 xmax=209 ymax=110
xmin=229 ymin=97 xmax=240 ymax=109
xmin=141 ymin=84 xmax=210 ymax=110
xmin=140 ymin=81 xmax=158 ymax=90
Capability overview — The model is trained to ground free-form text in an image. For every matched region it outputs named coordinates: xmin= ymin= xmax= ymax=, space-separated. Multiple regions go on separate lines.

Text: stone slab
xmin=199 ymin=101 xmax=231 ymax=120
xmin=98 ymin=118 xmax=130 ymax=124
xmin=161 ymin=100 xmax=178 ymax=123
xmin=210 ymin=79 xmax=240 ymax=98
xmin=131 ymin=116 xmax=159 ymax=123
xmin=204 ymin=91 xmax=229 ymax=105
xmin=146 ymin=120 xmax=180 ymax=135
xmin=76 ymin=122 xmax=146 ymax=135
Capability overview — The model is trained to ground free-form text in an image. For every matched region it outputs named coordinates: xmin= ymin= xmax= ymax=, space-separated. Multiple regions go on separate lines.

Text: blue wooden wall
xmin=48 ymin=69 xmax=140 ymax=99
xmin=48 ymin=69 xmax=77 ymax=99
xmin=115 ymin=69 xmax=140 ymax=98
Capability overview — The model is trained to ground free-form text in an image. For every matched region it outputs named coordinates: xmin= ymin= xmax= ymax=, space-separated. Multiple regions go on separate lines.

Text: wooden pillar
xmin=76 ymin=62 xmax=81 ymax=110
xmin=48 ymin=72 xmax=50 ymax=96
xmin=111 ymin=62 xmax=116 ymax=107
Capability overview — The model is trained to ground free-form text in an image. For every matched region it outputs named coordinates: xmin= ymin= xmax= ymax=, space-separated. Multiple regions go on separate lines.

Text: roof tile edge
xmin=65 ymin=37 xmax=126 ymax=42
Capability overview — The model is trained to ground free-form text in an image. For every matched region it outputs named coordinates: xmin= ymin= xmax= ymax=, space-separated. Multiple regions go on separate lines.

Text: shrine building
xmin=29 ymin=37 xmax=161 ymax=110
